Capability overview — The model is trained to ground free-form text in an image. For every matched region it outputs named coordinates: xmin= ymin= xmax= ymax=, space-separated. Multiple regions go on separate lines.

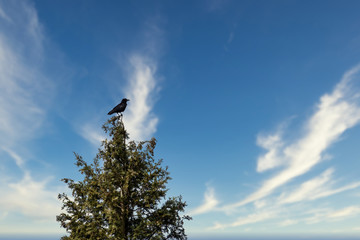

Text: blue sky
xmin=1 ymin=0 xmax=360 ymax=238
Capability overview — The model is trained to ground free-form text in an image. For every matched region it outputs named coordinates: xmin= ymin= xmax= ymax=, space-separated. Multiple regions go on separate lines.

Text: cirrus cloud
xmin=193 ymin=64 xmax=360 ymax=231
xmin=227 ymin=63 xmax=360 ymax=210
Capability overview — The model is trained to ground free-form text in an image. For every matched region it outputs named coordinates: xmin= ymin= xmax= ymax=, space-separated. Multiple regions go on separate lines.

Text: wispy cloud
xmin=76 ymin=18 xmax=165 ymax=145
xmin=0 ymin=0 xmax=62 ymax=229
xmin=120 ymin=19 xmax=164 ymax=141
xmin=0 ymin=3 xmax=52 ymax=149
xmin=230 ymin=210 xmax=275 ymax=227
xmin=122 ymin=55 xmax=160 ymax=140
xmin=279 ymin=219 xmax=298 ymax=226
xmin=1 ymin=147 xmax=26 ymax=169
xmin=199 ymin=64 xmax=360 ymax=231
xmin=256 ymin=132 xmax=284 ymax=172
xmin=189 ymin=185 xmax=219 ymax=216
xmin=0 ymin=172 xmax=61 ymax=221
xmin=305 ymin=206 xmax=360 ymax=224
xmin=213 ymin=203 xmax=360 ymax=230
xmin=79 ymin=123 xmax=107 ymax=147
xmin=327 ymin=206 xmax=360 ymax=219
xmin=279 ymin=168 xmax=360 ymax=204
xmin=224 ymin=23 xmax=237 ymax=52
xmin=0 ymin=3 xmax=11 ymax=22
xmin=225 ymin=64 xmax=360 ymax=210
xmin=212 ymin=210 xmax=276 ymax=230
xmin=81 ymin=52 xmax=161 ymax=144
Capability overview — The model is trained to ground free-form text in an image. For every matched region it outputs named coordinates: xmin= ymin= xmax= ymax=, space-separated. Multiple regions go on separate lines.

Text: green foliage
xmin=57 ymin=117 xmax=191 ymax=239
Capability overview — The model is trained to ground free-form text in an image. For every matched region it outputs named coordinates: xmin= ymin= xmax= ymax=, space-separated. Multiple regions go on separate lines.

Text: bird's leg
xmin=116 ymin=113 xmax=123 ymax=121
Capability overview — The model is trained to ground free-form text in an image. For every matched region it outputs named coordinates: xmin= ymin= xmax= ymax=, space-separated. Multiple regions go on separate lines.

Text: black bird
xmin=108 ymin=98 xmax=130 ymax=115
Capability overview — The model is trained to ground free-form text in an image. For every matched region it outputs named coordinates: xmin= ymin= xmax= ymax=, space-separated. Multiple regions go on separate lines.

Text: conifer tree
xmin=57 ymin=116 xmax=191 ymax=239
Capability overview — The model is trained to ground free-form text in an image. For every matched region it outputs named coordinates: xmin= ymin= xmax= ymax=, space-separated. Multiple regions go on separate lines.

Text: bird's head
xmin=122 ymin=98 xmax=130 ymax=103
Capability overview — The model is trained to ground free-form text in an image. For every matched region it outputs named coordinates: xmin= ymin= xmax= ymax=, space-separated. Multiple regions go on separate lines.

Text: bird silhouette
xmin=108 ymin=98 xmax=130 ymax=115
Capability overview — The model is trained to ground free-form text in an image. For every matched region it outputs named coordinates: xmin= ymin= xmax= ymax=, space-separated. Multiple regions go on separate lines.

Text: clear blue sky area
xmin=1 ymin=0 xmax=360 ymax=238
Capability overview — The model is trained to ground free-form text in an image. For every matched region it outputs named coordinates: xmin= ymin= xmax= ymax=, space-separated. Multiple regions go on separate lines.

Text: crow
xmin=108 ymin=98 xmax=130 ymax=115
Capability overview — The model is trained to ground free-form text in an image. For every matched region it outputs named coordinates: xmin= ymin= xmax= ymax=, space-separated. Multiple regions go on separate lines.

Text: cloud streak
xmin=189 ymin=185 xmax=219 ymax=216
xmin=0 ymin=172 xmax=61 ymax=221
xmin=0 ymin=1 xmax=62 ymax=230
xmin=212 ymin=210 xmax=276 ymax=230
xmin=198 ymin=64 xmax=360 ymax=231
xmin=118 ymin=17 xmax=165 ymax=141
xmin=279 ymin=168 xmax=360 ymax=204
xmin=256 ymin=132 xmax=284 ymax=172
xmin=80 ymin=53 xmax=161 ymax=145
xmin=226 ymin=64 xmax=360 ymax=209
xmin=0 ymin=2 xmax=52 ymax=149
xmin=79 ymin=123 xmax=107 ymax=147
xmin=305 ymin=206 xmax=360 ymax=224
xmin=123 ymin=54 xmax=160 ymax=140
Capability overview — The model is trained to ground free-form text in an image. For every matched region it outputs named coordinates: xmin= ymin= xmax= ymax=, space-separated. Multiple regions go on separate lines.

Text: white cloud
xmin=231 ymin=211 xmax=275 ymax=227
xmin=256 ymin=133 xmax=284 ymax=172
xmin=0 ymin=2 xmax=52 ymax=148
xmin=81 ymin=53 xmax=160 ymax=145
xmin=189 ymin=185 xmax=219 ymax=216
xmin=0 ymin=1 xmax=62 ymax=231
xmin=313 ymin=181 xmax=360 ymax=199
xmin=352 ymin=226 xmax=360 ymax=231
xmin=224 ymin=64 xmax=360 ymax=210
xmin=305 ymin=206 xmax=360 ymax=224
xmin=122 ymin=54 xmax=160 ymax=140
xmin=1 ymin=147 xmax=26 ymax=169
xmin=328 ymin=206 xmax=360 ymax=219
xmin=80 ymin=123 xmax=106 ymax=147
xmin=212 ymin=210 xmax=275 ymax=230
xmin=101 ymin=19 xmax=164 ymax=142
xmin=0 ymin=172 xmax=61 ymax=221
xmin=207 ymin=64 xmax=360 ymax=231
xmin=279 ymin=168 xmax=360 ymax=204
xmin=254 ymin=200 xmax=267 ymax=209
xmin=279 ymin=219 xmax=298 ymax=226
